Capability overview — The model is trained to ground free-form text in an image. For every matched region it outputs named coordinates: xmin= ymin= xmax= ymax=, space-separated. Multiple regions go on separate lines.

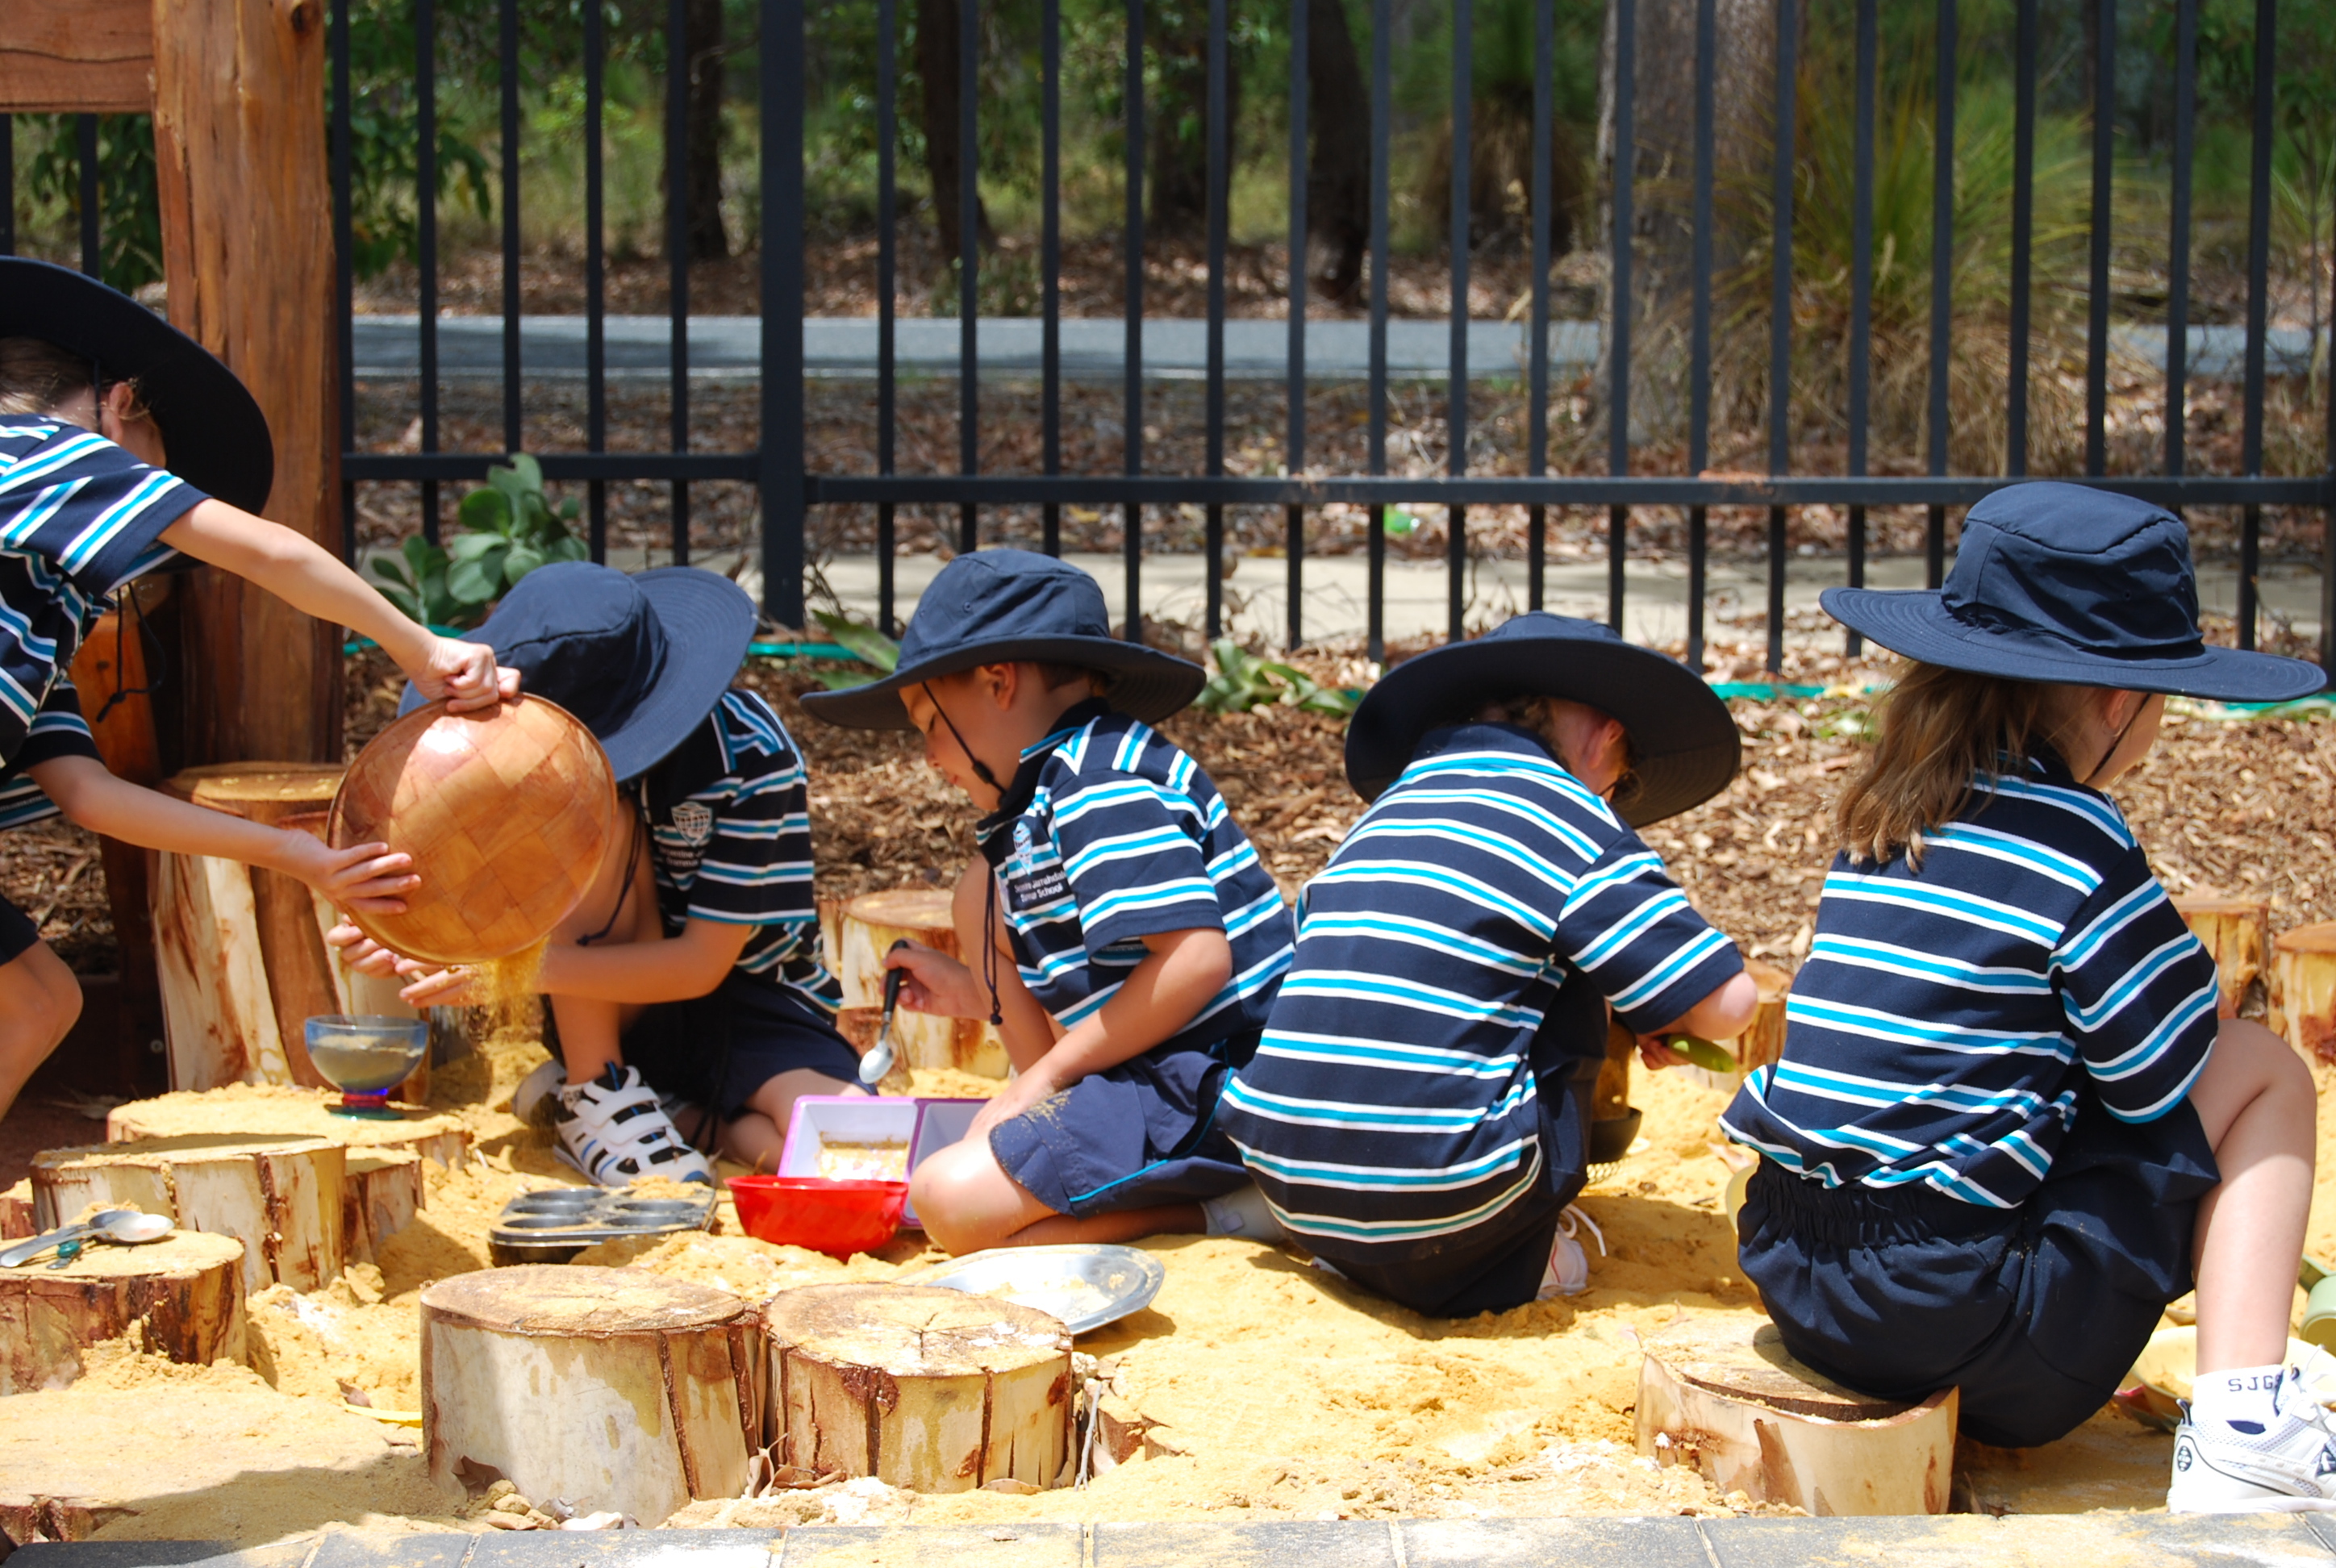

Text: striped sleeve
xmin=680 ymin=705 xmax=816 ymax=928
xmin=1554 ymin=832 xmax=1744 ymax=1034
xmin=0 ymin=678 xmax=101 ymax=830
xmin=2051 ymin=844 xmax=2219 ymax=1123
xmin=1052 ymin=771 xmax=1222 ymax=950
xmin=1 ymin=427 xmax=200 ymax=594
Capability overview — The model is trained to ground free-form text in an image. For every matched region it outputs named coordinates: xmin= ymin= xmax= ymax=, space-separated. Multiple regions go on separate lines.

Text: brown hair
xmin=1462 ymin=691 xmax=1643 ymax=811
xmin=1834 ymin=662 xmax=2087 ymax=865
xmin=0 ymin=337 xmax=146 ymax=422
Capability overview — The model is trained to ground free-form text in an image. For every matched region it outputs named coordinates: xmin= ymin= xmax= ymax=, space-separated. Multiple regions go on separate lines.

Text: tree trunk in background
xmin=1308 ymin=0 xmax=1371 ymax=304
xmin=1596 ymin=0 xmax=1777 ymax=442
xmin=1147 ymin=0 xmax=1235 ymax=238
xmin=916 ymin=0 xmax=992 ymax=265
xmin=685 ymin=0 xmax=728 ymax=260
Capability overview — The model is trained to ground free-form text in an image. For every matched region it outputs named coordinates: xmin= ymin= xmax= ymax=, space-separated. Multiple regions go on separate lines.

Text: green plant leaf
xmin=811 ymin=610 xmax=900 ymax=672
xmin=446 ymin=548 xmax=506 ymax=605
xmin=550 ymin=536 xmax=590 ymax=563
xmin=445 ymin=531 xmax=504 ymax=564
xmin=457 ymin=487 xmax=510 ymax=534
xmin=503 ymin=543 xmax=547 ymax=584
xmin=557 ymin=498 xmax=581 ymax=522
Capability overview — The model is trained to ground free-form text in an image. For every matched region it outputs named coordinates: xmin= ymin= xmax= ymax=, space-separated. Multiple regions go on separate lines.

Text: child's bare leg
xmin=2188 ymin=1018 xmax=2316 ymax=1373
xmin=0 ymin=943 xmax=81 ymax=1121
xmin=546 ymin=817 xmax=658 ymax=1085
xmin=910 ymin=1136 xmax=1203 ymax=1253
xmin=720 ymin=1068 xmax=866 ymax=1171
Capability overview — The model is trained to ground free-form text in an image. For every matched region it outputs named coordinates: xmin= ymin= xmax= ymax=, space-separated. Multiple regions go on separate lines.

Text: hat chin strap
xmin=2079 ymin=693 xmax=2153 ymax=787
xmin=920 ymin=683 xmax=1007 ymax=795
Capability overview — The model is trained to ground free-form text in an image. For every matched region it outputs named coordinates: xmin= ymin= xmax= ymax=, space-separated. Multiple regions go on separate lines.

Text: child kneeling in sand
xmin=802 ymin=549 xmax=1294 ymax=1253
xmin=1216 ymin=613 xmax=1757 ymax=1314
xmin=1721 ymin=483 xmax=2329 ymax=1511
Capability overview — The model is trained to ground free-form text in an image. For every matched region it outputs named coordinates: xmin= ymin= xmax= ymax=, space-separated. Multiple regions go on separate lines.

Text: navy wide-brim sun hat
xmin=399 ymin=561 xmax=756 ymax=782
xmin=0 ymin=257 xmax=274 ymax=515
xmin=1825 ymin=482 xmax=2326 ymax=703
xmin=1344 ymin=612 xmax=1741 ymax=826
xmin=799 ymin=548 xmax=1205 ymax=728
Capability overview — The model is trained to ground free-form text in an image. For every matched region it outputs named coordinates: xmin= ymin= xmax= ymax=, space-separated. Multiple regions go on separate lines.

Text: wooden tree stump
xmin=106 ymin=1085 xmax=469 ymax=1169
xmin=31 ymin=1135 xmax=345 ymax=1296
xmin=1729 ymin=960 xmax=1795 ymax=1072
xmin=2175 ymin=895 xmax=2272 ymax=1019
xmin=0 ymin=1228 xmax=246 ymax=1394
xmin=422 ymin=1266 xmax=761 ymax=1525
xmin=0 ymin=1181 xmax=32 ymax=1241
xmin=155 ymin=764 xmax=428 ymax=1099
xmin=2273 ymin=924 xmax=2336 ymax=1066
xmin=767 ymin=1282 xmax=1073 ymax=1492
xmin=342 ymin=1149 xmax=423 ymax=1266
xmin=833 ymin=1007 xmax=915 ymax=1095
xmin=1637 ymin=1316 xmax=1957 ymax=1516
xmin=838 ymin=889 xmax=1009 ymax=1077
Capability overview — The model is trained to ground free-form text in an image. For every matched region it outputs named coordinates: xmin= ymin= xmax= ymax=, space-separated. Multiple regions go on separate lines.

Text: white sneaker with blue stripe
xmin=553 ymin=1063 xmax=714 ymax=1186
xmin=2168 ymin=1366 xmax=2336 ymax=1513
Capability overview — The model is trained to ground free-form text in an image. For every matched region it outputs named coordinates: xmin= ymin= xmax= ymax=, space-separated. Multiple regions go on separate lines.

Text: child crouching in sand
xmin=801 ymin=550 xmax=1295 ymax=1253
xmin=1722 ymin=483 xmax=2329 ymax=1511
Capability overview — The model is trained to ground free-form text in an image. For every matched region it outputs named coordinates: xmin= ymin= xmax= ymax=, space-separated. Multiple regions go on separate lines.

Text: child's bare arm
xmin=31 ymin=754 xmax=418 ymax=911
xmin=159 ymin=498 xmax=516 ymax=711
xmin=1638 ymin=968 xmax=1761 ymax=1069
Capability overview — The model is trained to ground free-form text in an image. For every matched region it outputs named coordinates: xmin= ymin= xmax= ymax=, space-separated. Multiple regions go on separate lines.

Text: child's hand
xmin=324 ymin=920 xmax=478 ymax=1007
xmin=964 ymin=1065 xmax=1060 ymax=1144
xmin=1637 ymin=1036 xmax=1692 ymax=1072
xmin=410 ymin=635 xmax=519 ymax=714
xmin=281 ymin=836 xmax=417 ymax=912
xmin=394 ymin=965 xmax=483 ymax=1010
xmin=885 ymin=943 xmax=987 ymax=1019
xmin=324 ymin=920 xmax=407 ymax=978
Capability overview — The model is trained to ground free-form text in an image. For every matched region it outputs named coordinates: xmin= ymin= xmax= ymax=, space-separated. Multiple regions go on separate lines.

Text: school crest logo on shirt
xmin=671 ymin=799 xmax=715 ymax=847
xmin=1003 ymin=818 xmax=1068 ymax=912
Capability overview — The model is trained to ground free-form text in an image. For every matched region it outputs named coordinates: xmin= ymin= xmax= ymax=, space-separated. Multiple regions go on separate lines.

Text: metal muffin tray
xmin=486 ymin=1185 xmax=719 ymax=1266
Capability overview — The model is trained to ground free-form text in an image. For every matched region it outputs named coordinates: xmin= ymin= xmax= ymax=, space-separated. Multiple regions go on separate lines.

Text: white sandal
xmin=1537 ymin=1203 xmax=1608 ymax=1300
xmin=553 ymin=1064 xmax=714 ymax=1186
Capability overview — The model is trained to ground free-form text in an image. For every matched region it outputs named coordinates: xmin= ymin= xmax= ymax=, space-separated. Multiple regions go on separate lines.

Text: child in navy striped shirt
xmin=1219 ymin=614 xmax=1756 ymax=1315
xmin=803 ymin=551 xmax=1294 ymax=1253
xmin=1723 ymin=484 xmax=2330 ymax=1512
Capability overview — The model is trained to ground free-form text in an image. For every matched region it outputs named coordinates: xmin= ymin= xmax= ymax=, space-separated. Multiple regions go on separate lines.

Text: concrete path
xmin=16 ymin=1513 xmax=2336 ymax=1568
xmin=348 ymin=315 xmax=2321 ymax=384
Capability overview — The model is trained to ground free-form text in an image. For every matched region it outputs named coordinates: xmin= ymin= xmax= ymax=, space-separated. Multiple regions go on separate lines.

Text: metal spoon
xmin=46 ymin=1211 xmax=171 ymax=1268
xmin=0 ymin=1207 xmax=141 ymax=1269
xmin=857 ymin=940 xmax=914 ymax=1086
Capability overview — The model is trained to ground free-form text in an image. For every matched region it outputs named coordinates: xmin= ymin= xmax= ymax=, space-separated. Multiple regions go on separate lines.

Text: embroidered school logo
xmin=672 ymin=799 xmax=714 ymax=846
xmin=1003 ymin=819 xmax=1068 ymax=911
xmin=1008 ymin=821 xmax=1039 ymax=878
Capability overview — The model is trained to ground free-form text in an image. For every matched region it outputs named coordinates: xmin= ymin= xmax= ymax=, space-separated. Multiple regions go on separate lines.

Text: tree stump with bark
xmin=767 ymin=1282 xmax=1073 ymax=1492
xmin=1729 ymin=961 xmax=1794 ymax=1072
xmin=1637 ymin=1316 xmax=1957 ymax=1516
xmin=838 ymin=888 xmax=1008 ymax=1076
xmin=0 ymin=1181 xmax=33 ymax=1241
xmin=422 ymin=1266 xmax=762 ymax=1524
xmin=0 ymin=1228 xmax=246 ymax=1394
xmin=31 ymin=1135 xmax=344 ymax=1295
xmin=155 ymin=764 xmax=428 ymax=1099
xmin=2175 ymin=895 xmax=2272 ymax=1019
xmin=2273 ymin=924 xmax=2336 ymax=1066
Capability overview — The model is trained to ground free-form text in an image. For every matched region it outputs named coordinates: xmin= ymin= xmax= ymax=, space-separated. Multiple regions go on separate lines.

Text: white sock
xmin=2189 ymin=1363 xmax=2287 ymax=1431
xmin=1201 ymin=1184 xmax=1291 ymax=1243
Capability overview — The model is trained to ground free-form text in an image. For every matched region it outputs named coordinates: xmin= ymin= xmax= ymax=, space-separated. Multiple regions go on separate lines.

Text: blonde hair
xmin=0 ymin=337 xmax=146 ymax=420
xmin=1835 ymin=663 xmax=2090 ymax=865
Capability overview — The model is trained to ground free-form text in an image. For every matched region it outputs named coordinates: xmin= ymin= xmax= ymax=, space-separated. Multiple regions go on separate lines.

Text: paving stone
xmin=778 ymin=1524 xmax=1078 ymax=1566
xmin=1091 ymin=1520 xmax=1395 ymax=1568
xmin=469 ymin=1529 xmax=774 ymax=1568
xmin=1401 ymin=1516 xmax=1713 ymax=1568
xmin=307 ymin=1529 xmax=476 ymax=1568
xmin=1699 ymin=1512 xmax=2336 ymax=1567
xmin=11 ymin=1545 xmax=244 ymax=1568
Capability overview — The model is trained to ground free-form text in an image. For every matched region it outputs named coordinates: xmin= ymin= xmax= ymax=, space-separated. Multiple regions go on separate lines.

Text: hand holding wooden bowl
xmin=329 ymin=695 xmax=619 ymax=965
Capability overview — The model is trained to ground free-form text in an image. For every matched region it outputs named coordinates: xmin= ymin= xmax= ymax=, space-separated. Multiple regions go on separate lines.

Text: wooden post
xmin=2272 ymin=924 xmax=2336 ymax=1067
xmin=2174 ymin=895 xmax=2272 ymax=1019
xmin=150 ymin=0 xmax=343 ymax=768
xmin=0 ymin=0 xmax=152 ymax=111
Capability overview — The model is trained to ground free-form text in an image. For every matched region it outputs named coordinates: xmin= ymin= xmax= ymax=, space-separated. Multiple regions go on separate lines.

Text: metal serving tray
xmin=911 ymin=1243 xmax=1166 ymax=1336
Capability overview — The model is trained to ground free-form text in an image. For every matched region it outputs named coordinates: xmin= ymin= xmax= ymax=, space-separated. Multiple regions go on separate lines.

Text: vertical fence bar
xmin=667 ymin=0 xmax=693 ymax=565
xmin=418 ymin=0 xmax=442 ymax=544
xmin=1124 ymin=0 xmax=1145 ymax=641
xmin=1526 ymin=0 xmax=1552 ymax=613
xmin=1042 ymin=0 xmax=1062 ymax=558
xmin=77 ymin=116 xmax=98 ymax=277
xmin=958 ymin=0 xmax=979 ymax=553
xmin=2084 ymin=0 xmax=2114 ymax=477
xmin=1924 ymin=0 xmax=1954 ymax=588
xmin=499 ymin=0 xmax=522 ymax=456
xmin=1763 ymin=0 xmax=1795 ymax=676
xmin=2006 ymin=0 xmax=2034 ymax=477
xmin=586 ymin=0 xmax=609 ymax=563
xmin=878 ymin=0 xmax=899 ymax=629
xmin=761 ymin=0 xmax=807 ymax=628
xmin=1845 ymin=0 xmax=1875 ymax=658
xmin=332 ymin=0 xmax=357 ymax=564
xmin=2326 ymin=252 xmax=2335 ymax=678
xmin=1687 ymin=0 xmax=1715 ymax=671
xmin=1286 ymin=0 xmax=1309 ymax=648
xmin=1607 ymin=0 xmax=1634 ymax=634
xmin=1205 ymin=0 xmax=1229 ymax=640
xmin=2164 ymin=0 xmax=2195 ymax=483
xmin=1447 ymin=0 xmax=1470 ymax=643
xmin=0 ymin=118 xmax=13 ymax=256
xmin=2236 ymin=0 xmax=2272 ymax=650
xmin=1367 ymin=0 xmax=1389 ymax=664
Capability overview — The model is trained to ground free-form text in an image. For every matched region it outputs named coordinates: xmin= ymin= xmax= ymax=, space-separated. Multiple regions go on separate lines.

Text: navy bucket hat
xmin=1344 ymin=612 xmax=1741 ymax=825
xmin=1824 ymin=482 xmax=2326 ymax=702
xmin=0 ymin=257 xmax=274 ymax=515
xmin=799 ymin=548 xmax=1205 ymax=729
xmin=399 ymin=561 xmax=756 ymax=782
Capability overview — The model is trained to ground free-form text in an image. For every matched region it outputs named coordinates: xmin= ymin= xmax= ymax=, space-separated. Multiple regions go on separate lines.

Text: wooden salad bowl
xmin=329 ymin=695 xmax=619 ymax=965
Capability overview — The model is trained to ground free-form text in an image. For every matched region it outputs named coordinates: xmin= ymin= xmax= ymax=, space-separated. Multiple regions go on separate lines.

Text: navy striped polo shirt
xmin=0 ymin=678 xmax=102 ymax=831
xmin=977 ymin=699 xmax=1293 ymax=1054
xmin=644 ymin=688 xmax=841 ymax=1012
xmin=1219 ymin=723 xmax=1744 ymax=1254
xmin=1721 ymin=750 xmax=2220 ymax=1209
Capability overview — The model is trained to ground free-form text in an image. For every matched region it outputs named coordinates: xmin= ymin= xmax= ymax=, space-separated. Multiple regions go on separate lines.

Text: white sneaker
xmin=553 ymin=1065 xmax=714 ymax=1186
xmin=512 ymin=1057 xmax=564 ymax=1130
xmin=2168 ymin=1366 xmax=2336 ymax=1513
xmin=1537 ymin=1205 xmax=1607 ymax=1300
xmin=1202 ymin=1183 xmax=1295 ymax=1245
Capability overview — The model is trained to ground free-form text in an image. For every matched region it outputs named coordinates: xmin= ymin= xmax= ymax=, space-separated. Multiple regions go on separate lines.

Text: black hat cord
xmin=921 ymin=683 xmax=1008 ymax=1029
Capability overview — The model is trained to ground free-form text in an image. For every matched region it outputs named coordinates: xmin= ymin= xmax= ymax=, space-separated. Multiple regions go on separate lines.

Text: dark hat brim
xmin=0 ymin=259 xmax=273 ymax=515
xmin=1344 ymin=632 xmax=1740 ymax=825
xmin=1822 ymin=586 xmax=2329 ymax=703
xmin=400 ymin=566 xmax=757 ymax=781
xmin=799 ymin=635 xmax=1206 ymax=729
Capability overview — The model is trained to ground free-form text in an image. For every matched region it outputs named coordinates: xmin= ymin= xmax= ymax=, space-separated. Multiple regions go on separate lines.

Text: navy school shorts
xmin=989 ymin=1034 xmax=1261 ymax=1220
xmin=0 ymin=893 xmax=40 ymax=965
xmin=1736 ymin=1091 xmax=2219 ymax=1449
xmin=613 ymin=970 xmax=861 ymax=1122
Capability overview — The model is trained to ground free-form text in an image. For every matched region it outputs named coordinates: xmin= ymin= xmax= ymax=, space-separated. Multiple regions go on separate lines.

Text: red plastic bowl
xmin=728 ymin=1176 xmax=908 ymax=1260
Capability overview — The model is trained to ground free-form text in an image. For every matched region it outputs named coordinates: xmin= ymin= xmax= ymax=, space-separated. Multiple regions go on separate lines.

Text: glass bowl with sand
xmin=305 ymin=1015 xmax=431 ymax=1118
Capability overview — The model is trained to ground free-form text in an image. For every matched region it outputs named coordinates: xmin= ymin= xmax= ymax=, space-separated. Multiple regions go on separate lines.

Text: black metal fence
xmin=3 ymin=0 xmax=2332 ymax=677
